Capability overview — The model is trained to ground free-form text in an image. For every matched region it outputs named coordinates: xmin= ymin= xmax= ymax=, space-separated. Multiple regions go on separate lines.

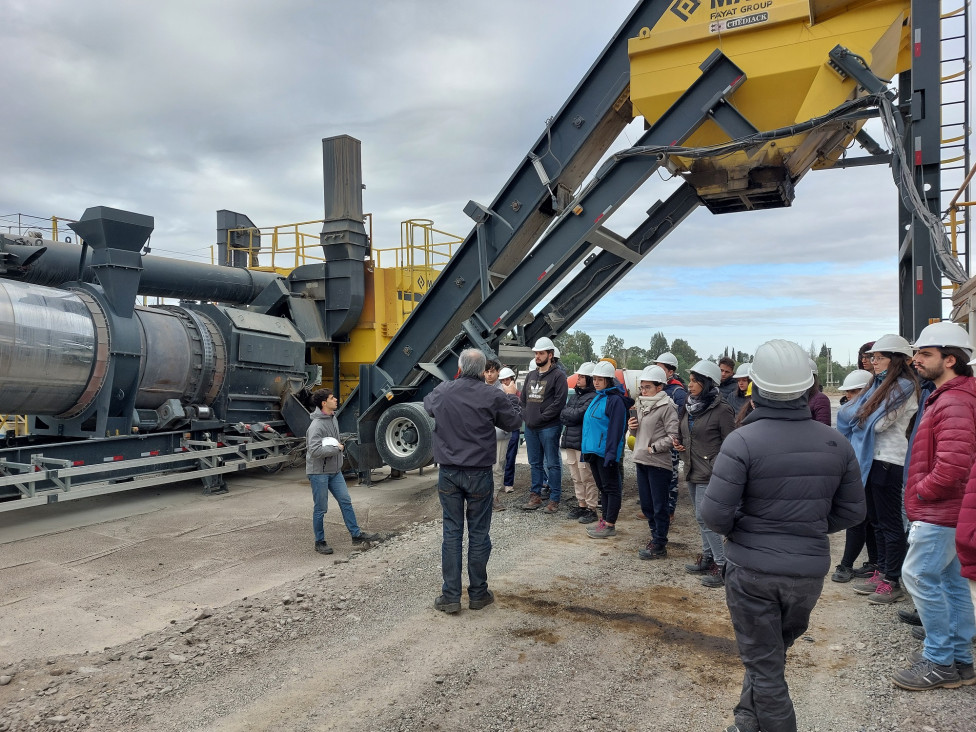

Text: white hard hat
xmin=840 ymin=369 xmax=873 ymax=392
xmin=322 ymin=437 xmax=340 ymax=448
xmin=639 ymin=365 xmax=667 ymax=383
xmin=553 ymin=346 xmax=560 ymax=359
xmin=576 ymin=361 xmax=596 ymax=376
xmin=528 ymin=359 xmax=537 ymax=371
xmin=689 ymin=360 xmax=722 ymax=385
xmin=498 ymin=367 xmax=516 ymax=379
xmin=914 ymin=321 xmax=973 ymax=355
xmin=749 ymin=340 xmax=815 ymax=398
xmin=532 ymin=337 xmax=556 ymax=352
xmin=865 ymin=334 xmax=913 ymax=358
xmin=733 ymin=363 xmax=751 ymax=379
xmin=592 ymin=361 xmax=616 ymax=379
xmin=655 ymin=351 xmax=679 ymax=369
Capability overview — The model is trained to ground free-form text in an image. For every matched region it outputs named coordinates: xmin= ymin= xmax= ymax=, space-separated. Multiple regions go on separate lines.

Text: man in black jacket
xmin=423 ymin=348 xmax=522 ymax=614
xmin=702 ymin=339 xmax=865 ymax=732
xmin=520 ymin=337 xmax=569 ymax=513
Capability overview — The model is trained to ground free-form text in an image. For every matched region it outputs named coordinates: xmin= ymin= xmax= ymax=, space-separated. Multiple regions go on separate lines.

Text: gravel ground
xmin=1 ymin=457 xmax=974 ymax=732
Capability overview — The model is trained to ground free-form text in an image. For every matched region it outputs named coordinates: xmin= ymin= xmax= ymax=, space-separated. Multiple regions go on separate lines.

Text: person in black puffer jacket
xmin=561 ymin=362 xmax=599 ymax=524
xmin=701 ymin=339 xmax=864 ymax=732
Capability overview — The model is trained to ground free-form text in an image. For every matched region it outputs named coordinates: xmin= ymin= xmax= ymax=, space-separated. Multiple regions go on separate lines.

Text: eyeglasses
xmin=869 ymin=354 xmax=890 ymax=362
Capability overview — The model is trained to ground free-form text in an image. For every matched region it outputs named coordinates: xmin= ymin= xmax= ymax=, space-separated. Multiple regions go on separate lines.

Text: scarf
xmin=636 ymin=390 xmax=670 ymax=415
xmin=685 ymin=386 xmax=718 ymax=418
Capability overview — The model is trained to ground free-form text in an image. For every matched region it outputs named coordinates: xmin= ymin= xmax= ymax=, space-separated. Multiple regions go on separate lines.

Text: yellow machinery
xmin=629 ymin=0 xmax=912 ymax=210
xmin=217 ymin=217 xmax=460 ymax=401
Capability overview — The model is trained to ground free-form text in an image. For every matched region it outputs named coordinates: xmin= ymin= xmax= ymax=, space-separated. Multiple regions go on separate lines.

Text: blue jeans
xmin=690 ymin=482 xmax=725 ymax=565
xmin=636 ymin=463 xmax=672 ymax=547
xmin=504 ymin=429 xmax=520 ymax=486
xmin=309 ymin=472 xmax=361 ymax=541
xmin=524 ymin=424 xmax=562 ymax=503
xmin=438 ymin=467 xmax=494 ymax=603
xmin=902 ymin=521 xmax=976 ymax=666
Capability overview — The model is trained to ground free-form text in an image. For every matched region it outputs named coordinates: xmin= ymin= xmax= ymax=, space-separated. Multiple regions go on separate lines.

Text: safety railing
xmin=0 ymin=414 xmax=29 ymax=436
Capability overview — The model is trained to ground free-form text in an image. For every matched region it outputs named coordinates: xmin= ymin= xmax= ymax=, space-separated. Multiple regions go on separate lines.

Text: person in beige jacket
xmin=628 ymin=365 xmax=680 ymax=560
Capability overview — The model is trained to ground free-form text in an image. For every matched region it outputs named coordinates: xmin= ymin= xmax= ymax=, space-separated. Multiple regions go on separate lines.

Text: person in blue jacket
xmin=581 ymin=360 xmax=633 ymax=538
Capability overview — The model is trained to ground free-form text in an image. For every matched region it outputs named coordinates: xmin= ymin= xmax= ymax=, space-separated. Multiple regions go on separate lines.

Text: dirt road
xmin=1 ymin=460 xmax=973 ymax=731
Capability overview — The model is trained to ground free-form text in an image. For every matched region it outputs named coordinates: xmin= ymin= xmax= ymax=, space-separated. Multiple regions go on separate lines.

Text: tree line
xmin=553 ymin=330 xmax=860 ymax=389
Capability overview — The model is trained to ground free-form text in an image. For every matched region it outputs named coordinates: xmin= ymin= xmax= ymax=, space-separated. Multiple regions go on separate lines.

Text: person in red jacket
xmin=891 ymin=323 xmax=976 ymax=691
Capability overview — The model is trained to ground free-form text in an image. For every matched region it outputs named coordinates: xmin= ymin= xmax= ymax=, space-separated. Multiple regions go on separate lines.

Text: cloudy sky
xmin=1 ymin=0 xmax=966 ymax=367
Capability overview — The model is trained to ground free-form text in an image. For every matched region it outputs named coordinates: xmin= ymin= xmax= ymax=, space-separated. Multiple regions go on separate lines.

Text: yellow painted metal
xmin=628 ymin=0 xmax=912 ymax=181
xmin=1 ymin=414 xmax=29 ymax=436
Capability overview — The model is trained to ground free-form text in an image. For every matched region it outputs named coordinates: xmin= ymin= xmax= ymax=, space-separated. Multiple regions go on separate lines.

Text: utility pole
xmin=826 ymin=347 xmax=835 ymax=387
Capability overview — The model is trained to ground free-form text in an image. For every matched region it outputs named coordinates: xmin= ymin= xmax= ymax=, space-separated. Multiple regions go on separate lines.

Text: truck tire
xmin=374 ymin=402 xmax=435 ymax=472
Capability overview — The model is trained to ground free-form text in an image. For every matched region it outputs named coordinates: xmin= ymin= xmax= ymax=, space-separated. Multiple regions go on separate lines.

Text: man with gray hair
xmin=423 ymin=348 xmax=522 ymax=614
xmin=702 ymin=339 xmax=864 ymax=732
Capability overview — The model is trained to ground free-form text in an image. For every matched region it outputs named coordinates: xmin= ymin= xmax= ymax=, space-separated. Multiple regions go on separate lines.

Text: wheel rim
xmin=383 ymin=416 xmax=420 ymax=458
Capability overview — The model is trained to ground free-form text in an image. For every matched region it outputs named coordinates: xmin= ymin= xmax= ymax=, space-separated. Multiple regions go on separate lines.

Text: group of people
xmin=306 ymin=323 xmax=976 ymax=732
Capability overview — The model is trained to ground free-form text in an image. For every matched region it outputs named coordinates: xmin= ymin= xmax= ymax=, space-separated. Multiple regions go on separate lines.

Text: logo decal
xmin=669 ymin=0 xmax=702 ymax=22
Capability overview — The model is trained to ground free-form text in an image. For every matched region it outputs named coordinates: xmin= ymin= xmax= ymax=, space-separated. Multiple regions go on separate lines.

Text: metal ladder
xmin=939 ymin=0 xmax=972 ymax=311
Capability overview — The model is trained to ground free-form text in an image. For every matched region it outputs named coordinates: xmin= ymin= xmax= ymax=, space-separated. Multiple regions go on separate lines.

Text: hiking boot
xmin=852 ymin=570 xmax=883 ymax=594
xmin=701 ymin=565 xmax=725 ymax=588
xmin=542 ymin=500 xmax=560 ymax=514
xmin=911 ymin=626 xmax=926 ymax=641
xmin=351 ymin=531 xmax=381 ymax=545
xmin=521 ymin=493 xmax=543 ymax=510
xmin=586 ymin=519 xmax=616 ymax=539
xmin=898 ymin=608 xmax=923 ymax=626
xmin=867 ymin=580 xmax=905 ymax=604
xmin=685 ymin=554 xmax=716 ymax=574
xmin=434 ymin=596 xmax=461 ymax=614
xmin=577 ymin=508 xmax=599 ymax=524
xmin=314 ymin=540 xmax=334 ymax=555
xmin=503 ymin=485 xmax=514 ymax=493
xmin=909 ymin=652 xmax=976 ymax=685
xmin=492 ymin=495 xmax=506 ymax=512
xmin=566 ymin=505 xmax=587 ymax=520
xmin=831 ymin=564 xmax=855 ymax=583
xmin=469 ymin=589 xmax=495 ymax=611
xmin=892 ymin=657 xmax=961 ymax=690
xmin=638 ymin=541 xmax=667 ymax=560
xmin=852 ymin=562 xmax=879 ymax=578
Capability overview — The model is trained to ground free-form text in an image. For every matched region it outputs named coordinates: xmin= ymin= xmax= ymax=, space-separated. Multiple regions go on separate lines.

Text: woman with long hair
xmin=838 ymin=334 xmax=919 ymax=603
xmin=677 ymin=360 xmax=735 ymax=587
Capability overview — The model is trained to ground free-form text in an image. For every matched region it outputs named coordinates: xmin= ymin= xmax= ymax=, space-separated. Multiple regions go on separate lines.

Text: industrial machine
xmin=0 ymin=0 xmax=970 ymax=509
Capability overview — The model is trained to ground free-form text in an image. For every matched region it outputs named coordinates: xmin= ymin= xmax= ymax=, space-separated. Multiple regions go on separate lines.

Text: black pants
xmin=864 ymin=460 xmax=907 ymax=582
xmin=726 ymin=564 xmax=824 ymax=732
xmin=585 ymin=457 xmax=622 ymax=524
xmin=839 ymin=517 xmax=878 ymax=568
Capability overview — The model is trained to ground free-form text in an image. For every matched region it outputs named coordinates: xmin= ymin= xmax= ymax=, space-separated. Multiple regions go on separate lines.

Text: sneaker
xmin=685 ymin=554 xmax=716 ymax=575
xmin=469 ymin=589 xmax=495 ymax=611
xmin=898 ymin=608 xmax=923 ymax=626
xmin=852 ymin=562 xmax=879 ymax=578
xmin=909 ymin=652 xmax=976 ymax=686
xmin=586 ymin=520 xmax=616 ymax=539
xmin=867 ymin=580 xmax=905 ymax=604
xmin=351 ymin=531 xmax=381 ymax=545
xmin=542 ymin=500 xmax=560 ymax=514
xmin=521 ymin=493 xmax=543 ymax=510
xmin=314 ymin=540 xmax=334 ymax=555
xmin=503 ymin=485 xmax=514 ymax=493
xmin=852 ymin=570 xmax=883 ymax=594
xmin=638 ymin=541 xmax=667 ymax=560
xmin=566 ymin=505 xmax=587 ymax=520
xmin=701 ymin=565 xmax=725 ymax=588
xmin=492 ymin=495 xmax=506 ymax=512
xmin=911 ymin=626 xmax=926 ymax=641
xmin=434 ymin=596 xmax=461 ymax=614
xmin=892 ymin=657 xmax=961 ymax=690
xmin=831 ymin=564 xmax=855 ymax=583
xmin=577 ymin=508 xmax=599 ymax=524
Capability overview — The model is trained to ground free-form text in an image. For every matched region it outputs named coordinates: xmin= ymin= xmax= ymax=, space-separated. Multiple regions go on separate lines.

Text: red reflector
xmin=34 ymin=465 xmax=41 ymax=472
xmin=916 ymin=280 xmax=924 ymax=295
xmin=149 ymin=450 xmax=160 ymax=457
xmin=72 ymin=460 xmax=84 ymax=467
xmin=914 ymin=42 xmax=921 ymax=58
xmin=113 ymin=455 xmax=123 ymax=462
xmin=915 ymin=150 xmax=922 ymax=165
xmin=217 ymin=442 xmax=225 ymax=447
